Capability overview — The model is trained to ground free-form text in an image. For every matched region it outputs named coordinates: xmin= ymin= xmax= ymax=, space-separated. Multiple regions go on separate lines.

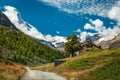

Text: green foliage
xmin=0 ymin=25 xmax=64 ymax=65
xmin=65 ymin=34 xmax=81 ymax=56
xmin=85 ymin=51 xmax=120 ymax=80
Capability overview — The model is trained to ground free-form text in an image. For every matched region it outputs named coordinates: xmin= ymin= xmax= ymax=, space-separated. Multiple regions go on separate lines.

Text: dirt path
xmin=20 ymin=67 xmax=66 ymax=80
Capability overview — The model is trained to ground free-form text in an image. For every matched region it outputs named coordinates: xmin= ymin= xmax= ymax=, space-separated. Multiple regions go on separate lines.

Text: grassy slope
xmin=0 ymin=61 xmax=25 ymax=80
xmin=32 ymin=48 xmax=120 ymax=80
xmin=0 ymin=25 xmax=64 ymax=65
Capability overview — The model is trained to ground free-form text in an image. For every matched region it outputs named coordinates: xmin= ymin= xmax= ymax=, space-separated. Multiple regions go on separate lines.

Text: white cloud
xmin=91 ymin=19 xmax=106 ymax=33
xmin=75 ymin=28 xmax=81 ymax=33
xmin=3 ymin=6 xmax=66 ymax=46
xmin=84 ymin=23 xmax=94 ymax=30
xmin=82 ymin=19 xmax=120 ymax=42
xmin=56 ymin=31 xmax=60 ymax=34
xmin=84 ymin=19 xmax=106 ymax=33
xmin=40 ymin=0 xmax=116 ymax=17
xmin=80 ymin=32 xmax=88 ymax=42
xmin=108 ymin=1 xmax=120 ymax=25
xmin=91 ymin=19 xmax=103 ymax=27
xmin=79 ymin=31 xmax=96 ymax=42
xmin=99 ymin=27 xmax=120 ymax=42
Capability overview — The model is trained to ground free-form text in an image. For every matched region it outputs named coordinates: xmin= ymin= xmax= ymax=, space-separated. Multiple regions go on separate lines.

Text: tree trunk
xmin=69 ymin=54 xmax=72 ymax=58
xmin=69 ymin=52 xmax=74 ymax=58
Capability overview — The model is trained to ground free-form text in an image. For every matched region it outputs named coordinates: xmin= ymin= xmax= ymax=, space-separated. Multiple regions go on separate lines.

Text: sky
xmin=0 ymin=0 xmax=120 ymax=42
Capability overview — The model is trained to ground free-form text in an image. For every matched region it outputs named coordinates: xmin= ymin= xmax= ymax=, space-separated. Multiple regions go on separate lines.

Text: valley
xmin=0 ymin=1 xmax=120 ymax=79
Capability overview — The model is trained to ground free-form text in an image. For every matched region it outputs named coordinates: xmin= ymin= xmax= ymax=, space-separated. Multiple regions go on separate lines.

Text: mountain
xmin=0 ymin=12 xmax=17 ymax=30
xmin=2 ymin=6 xmax=66 ymax=48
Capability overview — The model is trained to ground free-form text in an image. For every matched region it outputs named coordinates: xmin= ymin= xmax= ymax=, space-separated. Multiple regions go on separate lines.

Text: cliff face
xmin=0 ymin=12 xmax=17 ymax=30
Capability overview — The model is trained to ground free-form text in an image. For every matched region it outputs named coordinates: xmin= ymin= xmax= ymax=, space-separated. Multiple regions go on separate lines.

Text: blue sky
xmin=0 ymin=0 xmax=119 ymax=39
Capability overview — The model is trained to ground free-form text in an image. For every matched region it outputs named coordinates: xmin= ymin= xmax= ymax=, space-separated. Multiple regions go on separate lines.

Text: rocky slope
xmin=0 ymin=12 xmax=17 ymax=30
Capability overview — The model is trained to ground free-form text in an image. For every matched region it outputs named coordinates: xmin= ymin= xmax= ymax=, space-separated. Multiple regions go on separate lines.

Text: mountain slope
xmin=0 ymin=25 xmax=64 ymax=65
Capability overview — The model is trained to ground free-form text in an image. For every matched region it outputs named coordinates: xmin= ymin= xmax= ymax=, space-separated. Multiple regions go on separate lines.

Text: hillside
xmin=0 ymin=25 xmax=64 ymax=65
xmin=32 ymin=48 xmax=120 ymax=80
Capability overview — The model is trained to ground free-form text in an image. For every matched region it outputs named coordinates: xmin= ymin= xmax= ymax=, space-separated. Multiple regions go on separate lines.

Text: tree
xmin=65 ymin=34 xmax=81 ymax=57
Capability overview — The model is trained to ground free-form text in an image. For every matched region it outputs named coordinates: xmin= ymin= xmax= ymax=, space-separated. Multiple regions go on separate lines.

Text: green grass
xmin=48 ymin=48 xmax=120 ymax=80
xmin=83 ymin=50 xmax=120 ymax=80
xmin=66 ymin=57 xmax=96 ymax=70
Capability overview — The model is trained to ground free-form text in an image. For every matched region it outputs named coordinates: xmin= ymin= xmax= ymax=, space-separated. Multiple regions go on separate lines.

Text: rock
xmin=54 ymin=59 xmax=66 ymax=67
xmin=0 ymin=12 xmax=17 ymax=30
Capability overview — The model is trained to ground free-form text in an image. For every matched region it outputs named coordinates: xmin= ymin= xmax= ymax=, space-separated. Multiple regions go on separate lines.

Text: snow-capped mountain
xmin=2 ymin=6 xmax=66 ymax=48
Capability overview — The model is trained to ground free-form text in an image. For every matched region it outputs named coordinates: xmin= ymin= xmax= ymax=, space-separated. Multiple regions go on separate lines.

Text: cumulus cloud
xmin=91 ymin=19 xmax=103 ymax=27
xmin=82 ymin=19 xmax=120 ymax=42
xmin=80 ymin=31 xmax=95 ymax=42
xmin=3 ymin=6 xmax=66 ymax=46
xmin=84 ymin=23 xmax=94 ymax=30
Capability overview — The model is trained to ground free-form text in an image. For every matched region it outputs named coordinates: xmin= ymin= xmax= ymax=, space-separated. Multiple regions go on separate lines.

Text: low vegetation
xmin=0 ymin=61 xmax=25 ymax=80
xmin=0 ymin=25 xmax=64 ymax=65
xmin=32 ymin=48 xmax=120 ymax=80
